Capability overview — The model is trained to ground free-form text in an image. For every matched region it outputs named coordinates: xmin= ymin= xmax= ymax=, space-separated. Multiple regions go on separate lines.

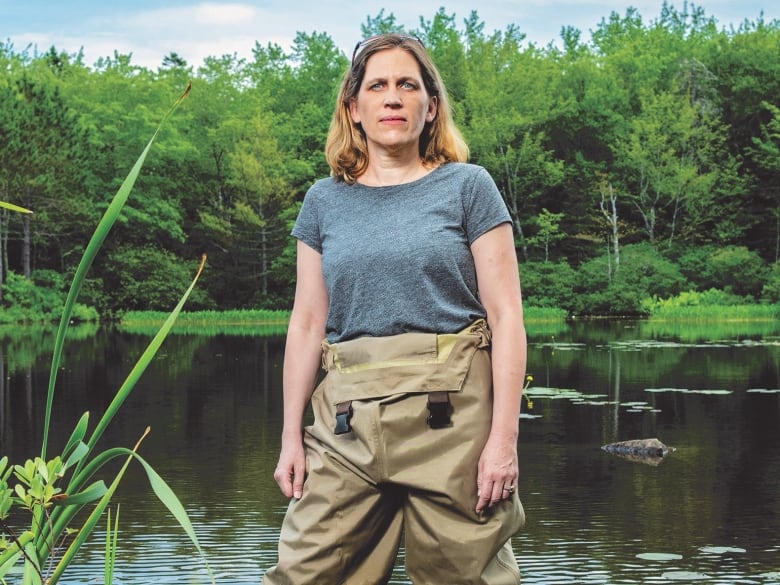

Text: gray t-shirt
xmin=292 ymin=162 xmax=511 ymax=342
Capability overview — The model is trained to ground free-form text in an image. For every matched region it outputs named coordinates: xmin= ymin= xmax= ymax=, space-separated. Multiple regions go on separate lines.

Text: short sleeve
xmin=464 ymin=167 xmax=512 ymax=244
xmin=291 ymin=184 xmax=323 ymax=253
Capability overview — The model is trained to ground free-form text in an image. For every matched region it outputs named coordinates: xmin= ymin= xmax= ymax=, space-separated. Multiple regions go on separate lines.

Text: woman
xmin=262 ymin=33 xmax=526 ymax=585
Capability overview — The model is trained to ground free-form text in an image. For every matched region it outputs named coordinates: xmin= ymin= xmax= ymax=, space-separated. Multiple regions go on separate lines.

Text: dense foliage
xmin=1 ymin=5 xmax=778 ymax=317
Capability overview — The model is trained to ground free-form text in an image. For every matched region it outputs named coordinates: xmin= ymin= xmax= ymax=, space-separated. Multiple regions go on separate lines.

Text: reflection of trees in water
xmin=2 ymin=324 xmax=779 ymax=583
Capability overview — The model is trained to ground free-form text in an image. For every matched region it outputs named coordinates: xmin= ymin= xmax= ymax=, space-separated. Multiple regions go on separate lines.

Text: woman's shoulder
xmin=438 ymin=161 xmax=487 ymax=177
xmin=303 ymin=176 xmax=353 ymax=203
xmin=434 ymin=162 xmax=496 ymax=191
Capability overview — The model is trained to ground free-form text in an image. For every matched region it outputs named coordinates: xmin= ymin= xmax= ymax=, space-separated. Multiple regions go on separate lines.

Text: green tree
xmin=748 ymin=101 xmax=780 ymax=263
xmin=459 ymin=24 xmax=565 ymax=259
xmin=528 ymin=208 xmax=566 ymax=262
xmin=0 ymin=73 xmax=95 ymax=279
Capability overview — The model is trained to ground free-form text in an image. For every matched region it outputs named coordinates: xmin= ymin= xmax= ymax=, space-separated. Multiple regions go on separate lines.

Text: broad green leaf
xmin=49 ymin=432 xmax=214 ymax=585
xmin=60 ymin=413 xmax=90 ymax=461
xmin=22 ymin=541 xmax=42 ymax=585
xmin=132 ymin=451 xmax=215 ymax=584
xmin=63 ymin=442 xmax=89 ymax=471
xmin=47 ymin=440 xmax=143 ymax=584
xmin=53 ymin=480 xmax=108 ymax=507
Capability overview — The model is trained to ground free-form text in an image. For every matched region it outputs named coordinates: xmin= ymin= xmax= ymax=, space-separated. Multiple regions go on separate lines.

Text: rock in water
xmin=602 ymin=438 xmax=675 ymax=465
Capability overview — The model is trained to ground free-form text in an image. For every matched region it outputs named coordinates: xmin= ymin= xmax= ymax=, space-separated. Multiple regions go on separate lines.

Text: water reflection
xmin=1 ymin=320 xmax=779 ymax=584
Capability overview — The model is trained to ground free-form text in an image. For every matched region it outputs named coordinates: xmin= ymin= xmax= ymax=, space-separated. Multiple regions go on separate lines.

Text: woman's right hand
xmin=273 ymin=433 xmax=306 ymax=499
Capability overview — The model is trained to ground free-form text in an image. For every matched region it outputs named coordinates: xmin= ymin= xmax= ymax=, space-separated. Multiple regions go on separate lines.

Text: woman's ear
xmin=349 ymin=98 xmax=361 ymax=124
xmin=426 ymin=95 xmax=438 ymax=123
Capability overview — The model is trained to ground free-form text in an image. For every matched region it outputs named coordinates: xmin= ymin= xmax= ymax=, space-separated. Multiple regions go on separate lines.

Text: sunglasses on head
xmin=351 ymin=34 xmax=425 ymax=66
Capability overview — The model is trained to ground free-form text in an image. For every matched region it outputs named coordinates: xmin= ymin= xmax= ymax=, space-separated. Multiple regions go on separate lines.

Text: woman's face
xmin=349 ymin=47 xmax=438 ymax=155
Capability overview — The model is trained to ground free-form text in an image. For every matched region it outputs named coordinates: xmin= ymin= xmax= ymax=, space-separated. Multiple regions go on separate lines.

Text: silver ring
xmin=506 ymin=485 xmax=515 ymax=494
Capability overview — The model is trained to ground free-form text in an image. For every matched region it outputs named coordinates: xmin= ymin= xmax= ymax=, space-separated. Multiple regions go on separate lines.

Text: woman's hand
xmin=275 ymin=241 xmax=328 ymax=500
xmin=274 ymin=432 xmax=306 ymax=499
xmin=471 ymin=223 xmax=525 ymax=515
xmin=475 ymin=431 xmax=519 ymax=514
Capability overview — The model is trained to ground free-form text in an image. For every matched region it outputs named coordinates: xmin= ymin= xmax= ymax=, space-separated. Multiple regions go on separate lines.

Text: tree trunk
xmin=499 ymin=144 xmax=528 ymax=260
xmin=22 ymin=211 xmax=31 ymax=278
xmin=0 ymin=208 xmax=5 ymax=301
xmin=599 ymin=182 xmax=620 ymax=278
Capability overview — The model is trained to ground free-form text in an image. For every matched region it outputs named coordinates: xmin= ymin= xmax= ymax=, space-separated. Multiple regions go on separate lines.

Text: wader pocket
xmin=320 ymin=320 xmax=490 ymax=406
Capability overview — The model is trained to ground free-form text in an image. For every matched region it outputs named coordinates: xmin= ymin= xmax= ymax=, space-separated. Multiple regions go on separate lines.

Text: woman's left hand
xmin=476 ymin=432 xmax=519 ymax=514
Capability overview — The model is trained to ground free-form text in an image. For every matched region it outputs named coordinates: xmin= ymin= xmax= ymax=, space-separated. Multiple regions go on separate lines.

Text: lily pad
xmin=699 ymin=546 xmax=746 ymax=554
xmin=747 ymin=388 xmax=780 ymax=393
xmin=661 ymin=570 xmax=711 ymax=580
xmin=644 ymin=387 xmax=733 ymax=395
xmin=524 ymin=386 xmax=582 ymax=399
xmin=636 ymin=552 xmax=683 ymax=561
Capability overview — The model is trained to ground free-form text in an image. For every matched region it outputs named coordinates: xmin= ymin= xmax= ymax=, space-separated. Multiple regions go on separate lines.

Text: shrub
xmin=762 ymin=263 xmax=780 ymax=303
xmin=103 ymin=246 xmax=215 ymax=311
xmin=0 ymin=270 xmax=98 ymax=323
xmin=641 ymin=288 xmax=748 ymax=314
xmin=518 ymin=261 xmax=578 ymax=312
xmin=573 ymin=243 xmax=687 ymax=316
xmin=678 ymin=244 xmax=768 ymax=297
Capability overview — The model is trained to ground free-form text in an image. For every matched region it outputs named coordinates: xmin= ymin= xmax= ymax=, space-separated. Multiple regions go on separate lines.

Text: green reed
xmin=0 ymin=83 xmax=214 ymax=585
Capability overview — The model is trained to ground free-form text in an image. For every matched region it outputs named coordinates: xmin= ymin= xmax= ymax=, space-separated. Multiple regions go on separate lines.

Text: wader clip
xmin=334 ymin=401 xmax=353 ymax=435
xmin=427 ymin=391 xmax=452 ymax=429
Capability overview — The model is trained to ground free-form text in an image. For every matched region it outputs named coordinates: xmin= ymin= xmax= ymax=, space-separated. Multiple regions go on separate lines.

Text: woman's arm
xmin=470 ymin=222 xmax=527 ymax=514
xmin=273 ymin=240 xmax=329 ymax=499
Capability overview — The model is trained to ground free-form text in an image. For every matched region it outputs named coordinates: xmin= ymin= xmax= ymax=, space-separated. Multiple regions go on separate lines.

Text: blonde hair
xmin=325 ymin=34 xmax=469 ymax=184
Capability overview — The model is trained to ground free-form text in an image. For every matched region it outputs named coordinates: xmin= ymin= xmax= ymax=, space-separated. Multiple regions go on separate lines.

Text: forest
xmin=1 ymin=4 xmax=779 ymax=321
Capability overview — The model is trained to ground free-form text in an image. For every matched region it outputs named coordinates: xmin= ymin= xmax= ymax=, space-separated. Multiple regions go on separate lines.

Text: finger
xmin=273 ymin=467 xmax=293 ymax=498
xmin=489 ymin=482 xmax=505 ymax=507
xmin=476 ymin=489 xmax=492 ymax=514
xmin=292 ymin=459 xmax=306 ymax=499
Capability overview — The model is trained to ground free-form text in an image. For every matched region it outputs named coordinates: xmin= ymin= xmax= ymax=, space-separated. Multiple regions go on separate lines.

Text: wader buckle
xmin=427 ymin=391 xmax=452 ymax=429
xmin=334 ymin=401 xmax=353 ymax=435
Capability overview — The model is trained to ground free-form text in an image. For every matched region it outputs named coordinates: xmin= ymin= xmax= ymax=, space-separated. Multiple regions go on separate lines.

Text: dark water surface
xmin=1 ymin=320 xmax=779 ymax=584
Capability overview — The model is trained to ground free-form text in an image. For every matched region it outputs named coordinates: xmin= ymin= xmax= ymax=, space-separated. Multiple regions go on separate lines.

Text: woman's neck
xmin=358 ymin=149 xmax=431 ymax=187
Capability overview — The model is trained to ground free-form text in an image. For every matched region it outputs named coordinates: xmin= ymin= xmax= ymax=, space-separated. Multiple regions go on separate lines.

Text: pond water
xmin=1 ymin=319 xmax=779 ymax=584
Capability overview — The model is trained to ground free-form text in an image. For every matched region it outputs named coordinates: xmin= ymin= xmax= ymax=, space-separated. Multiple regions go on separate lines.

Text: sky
xmin=2 ymin=0 xmax=778 ymax=69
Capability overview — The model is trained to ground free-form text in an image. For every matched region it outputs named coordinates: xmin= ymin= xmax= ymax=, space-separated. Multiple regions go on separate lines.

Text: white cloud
xmin=4 ymin=0 xmax=777 ymax=69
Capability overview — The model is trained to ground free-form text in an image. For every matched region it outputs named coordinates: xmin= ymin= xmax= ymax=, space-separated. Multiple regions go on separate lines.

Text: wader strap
xmin=334 ymin=401 xmax=353 ymax=435
xmin=427 ymin=391 xmax=452 ymax=429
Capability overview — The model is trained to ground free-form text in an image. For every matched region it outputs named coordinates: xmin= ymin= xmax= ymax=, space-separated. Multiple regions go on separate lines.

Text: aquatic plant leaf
xmin=636 ymin=552 xmax=683 ymax=561
xmin=81 ymin=254 xmax=206 ymax=458
xmin=0 ymin=201 xmax=33 ymax=214
xmin=133 ymin=452 xmax=215 ymax=584
xmin=53 ymin=480 xmax=108 ymax=507
xmin=661 ymin=570 xmax=711 ymax=580
xmin=62 ymin=442 xmax=89 ymax=471
xmin=644 ymin=387 xmax=733 ymax=395
xmin=22 ymin=540 xmax=42 ymax=585
xmin=699 ymin=546 xmax=746 ymax=554
xmin=41 ymin=83 xmax=192 ymax=459
xmin=524 ymin=386 xmax=583 ymax=399
xmin=60 ymin=413 xmax=90 ymax=461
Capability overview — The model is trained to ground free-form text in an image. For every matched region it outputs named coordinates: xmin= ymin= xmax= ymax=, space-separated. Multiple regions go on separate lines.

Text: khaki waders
xmin=262 ymin=320 xmax=525 ymax=585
